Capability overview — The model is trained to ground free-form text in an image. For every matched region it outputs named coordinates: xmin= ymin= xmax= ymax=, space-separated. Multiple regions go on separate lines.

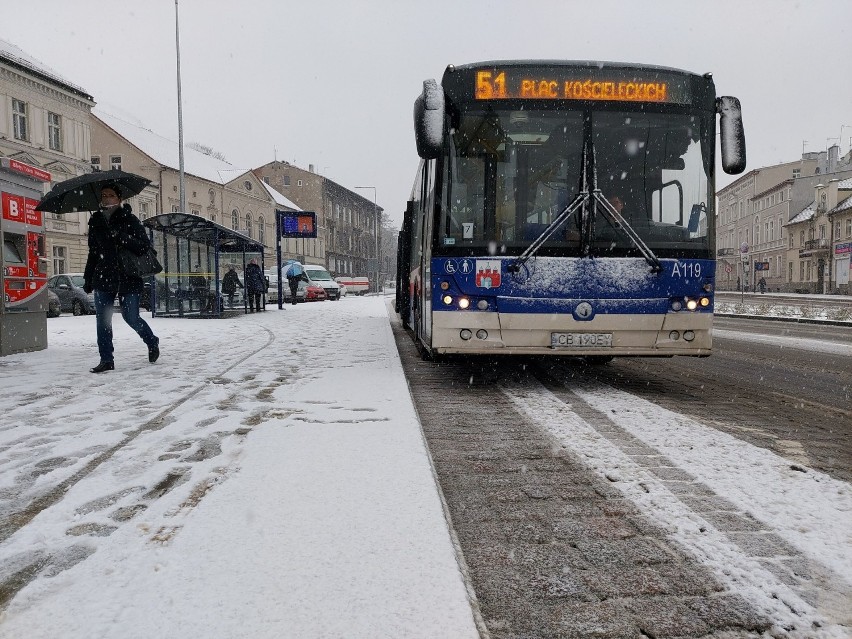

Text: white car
xmin=301 ymin=264 xmax=341 ymax=301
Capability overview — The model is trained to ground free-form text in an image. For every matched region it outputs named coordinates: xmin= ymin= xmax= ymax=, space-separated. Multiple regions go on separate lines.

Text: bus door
xmin=420 ymin=160 xmax=436 ymax=343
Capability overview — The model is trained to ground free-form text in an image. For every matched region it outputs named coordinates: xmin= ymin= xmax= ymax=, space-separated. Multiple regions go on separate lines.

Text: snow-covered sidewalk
xmin=0 ymin=296 xmax=479 ymax=638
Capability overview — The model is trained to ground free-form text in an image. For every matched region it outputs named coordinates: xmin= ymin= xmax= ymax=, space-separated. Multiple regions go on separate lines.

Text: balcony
xmin=804 ymin=238 xmax=829 ymax=251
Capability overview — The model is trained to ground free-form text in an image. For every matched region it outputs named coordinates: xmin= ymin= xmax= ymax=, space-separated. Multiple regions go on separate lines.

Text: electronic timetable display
xmin=278 ymin=211 xmax=317 ymax=238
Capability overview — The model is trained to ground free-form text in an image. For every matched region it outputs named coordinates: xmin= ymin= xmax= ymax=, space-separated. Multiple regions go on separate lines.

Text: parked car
xmin=47 ymin=273 xmax=95 ymax=315
xmin=46 ymin=288 xmax=61 ymax=317
xmin=303 ymin=264 xmax=341 ymax=300
xmin=304 ymin=283 xmax=327 ymax=302
xmin=281 ymin=278 xmax=308 ymax=304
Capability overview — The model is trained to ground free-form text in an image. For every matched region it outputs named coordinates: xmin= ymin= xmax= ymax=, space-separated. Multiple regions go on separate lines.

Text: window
xmin=283 ymin=175 xmax=291 ymax=186
xmin=52 ymin=246 xmax=66 ymax=275
xmin=788 ymin=262 xmax=793 ymax=282
xmin=792 ymin=169 xmax=800 ymax=179
xmin=847 ymin=219 xmax=852 ymax=237
xmin=48 ymin=112 xmax=62 ymax=151
xmin=819 ymin=225 xmax=825 ymax=240
xmin=110 ymin=155 xmax=122 ymax=170
xmin=258 ymin=216 xmax=265 ymax=245
xmin=191 ymin=209 xmax=200 ymax=217
xmin=91 ymin=156 xmax=101 ymax=171
xmin=800 ymin=262 xmax=805 ymax=281
xmin=800 ymin=230 xmax=805 ymax=247
xmin=211 ymin=212 xmax=217 ymax=224
xmin=12 ymin=99 xmax=28 ymax=141
xmin=245 ymin=214 xmax=252 ymax=238
xmin=140 ymin=202 xmax=149 ymax=220
xmin=244 ymin=180 xmax=253 ymax=191
xmin=209 ymin=188 xmax=215 ymax=204
xmin=835 ymin=222 xmax=841 ymax=238
xmin=231 ymin=209 xmax=239 ymax=230
xmin=171 ymin=204 xmax=180 ymax=212
xmin=297 ymin=179 xmax=303 ymax=187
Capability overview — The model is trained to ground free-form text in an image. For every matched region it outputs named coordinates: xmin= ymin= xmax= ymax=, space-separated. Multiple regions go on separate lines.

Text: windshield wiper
xmin=509 ymin=134 xmax=662 ymax=274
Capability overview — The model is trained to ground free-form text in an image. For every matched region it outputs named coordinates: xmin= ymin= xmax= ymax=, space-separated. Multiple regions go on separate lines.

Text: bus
xmin=396 ymin=60 xmax=746 ymax=361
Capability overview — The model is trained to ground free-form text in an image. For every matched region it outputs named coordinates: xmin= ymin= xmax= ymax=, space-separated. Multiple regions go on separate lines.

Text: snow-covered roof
xmin=830 ymin=194 xmax=852 ymax=215
xmin=838 ymin=177 xmax=852 ymax=190
xmin=0 ymin=38 xmax=91 ymax=97
xmin=94 ymin=108 xmax=246 ymax=185
xmin=260 ymin=180 xmax=301 ymax=211
xmin=785 ymin=201 xmax=816 ymax=226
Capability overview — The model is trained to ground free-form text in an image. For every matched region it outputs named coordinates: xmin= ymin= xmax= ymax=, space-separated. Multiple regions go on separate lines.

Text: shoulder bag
xmin=118 ymin=243 xmax=163 ymax=278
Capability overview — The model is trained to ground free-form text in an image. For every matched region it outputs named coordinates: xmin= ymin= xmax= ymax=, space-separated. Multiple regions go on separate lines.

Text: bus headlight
xmin=477 ymin=299 xmax=489 ymax=310
xmin=458 ymin=297 xmax=470 ymax=309
xmin=669 ymin=330 xmax=680 ymax=340
xmin=476 ymin=329 xmax=488 ymax=340
xmin=686 ymin=299 xmax=698 ymax=311
xmin=442 ymin=295 xmax=453 ymax=305
xmin=440 ymin=281 xmax=450 ymax=291
xmin=699 ymin=297 xmax=710 ymax=307
xmin=671 ymin=300 xmax=683 ymax=311
xmin=683 ymin=330 xmax=696 ymax=341
xmin=460 ymin=329 xmax=472 ymax=340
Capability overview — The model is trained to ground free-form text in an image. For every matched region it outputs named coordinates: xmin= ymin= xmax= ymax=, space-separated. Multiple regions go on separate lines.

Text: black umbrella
xmin=35 ymin=169 xmax=151 ymax=213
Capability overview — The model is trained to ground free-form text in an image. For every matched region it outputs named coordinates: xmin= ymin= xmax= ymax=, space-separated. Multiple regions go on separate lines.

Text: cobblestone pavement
xmin=393 ymin=322 xmax=777 ymax=639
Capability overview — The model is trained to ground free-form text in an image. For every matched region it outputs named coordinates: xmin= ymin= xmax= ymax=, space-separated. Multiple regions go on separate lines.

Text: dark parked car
xmin=46 ymin=288 xmax=61 ymax=317
xmin=47 ymin=273 xmax=94 ymax=315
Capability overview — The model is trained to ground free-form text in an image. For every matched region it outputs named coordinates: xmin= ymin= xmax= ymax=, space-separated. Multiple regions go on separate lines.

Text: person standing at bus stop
xmin=83 ymin=183 xmax=160 ymax=373
xmin=222 ymin=265 xmax=243 ymax=308
xmin=245 ymin=258 xmax=265 ymax=312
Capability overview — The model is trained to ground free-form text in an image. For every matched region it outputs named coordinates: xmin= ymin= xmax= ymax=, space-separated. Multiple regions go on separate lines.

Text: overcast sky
xmin=6 ymin=0 xmax=851 ymax=227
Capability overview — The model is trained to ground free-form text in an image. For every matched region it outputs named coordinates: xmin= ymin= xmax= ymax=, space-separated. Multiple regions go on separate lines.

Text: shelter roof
xmin=143 ymin=213 xmax=263 ymax=253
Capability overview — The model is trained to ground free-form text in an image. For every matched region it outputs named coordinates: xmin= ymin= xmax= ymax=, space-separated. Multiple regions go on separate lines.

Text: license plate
xmin=551 ymin=332 xmax=613 ymax=348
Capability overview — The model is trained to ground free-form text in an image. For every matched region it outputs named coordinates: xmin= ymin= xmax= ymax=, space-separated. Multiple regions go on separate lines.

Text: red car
xmin=304 ymin=284 xmax=327 ymax=301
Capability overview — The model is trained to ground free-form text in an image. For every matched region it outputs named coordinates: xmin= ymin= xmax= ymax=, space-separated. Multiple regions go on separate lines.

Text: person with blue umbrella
xmin=284 ymin=260 xmax=306 ymax=306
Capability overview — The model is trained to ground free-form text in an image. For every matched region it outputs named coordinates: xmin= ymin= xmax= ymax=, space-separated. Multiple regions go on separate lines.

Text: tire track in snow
xmin=502 ymin=370 xmax=852 ymax=639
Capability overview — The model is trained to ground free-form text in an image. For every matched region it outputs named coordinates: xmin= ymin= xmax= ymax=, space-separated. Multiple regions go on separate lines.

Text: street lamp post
xmin=355 ymin=186 xmax=379 ymax=294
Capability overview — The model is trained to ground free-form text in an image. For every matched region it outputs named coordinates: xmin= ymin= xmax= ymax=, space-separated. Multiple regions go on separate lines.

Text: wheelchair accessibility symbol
xmin=444 ymin=260 xmax=457 ymax=274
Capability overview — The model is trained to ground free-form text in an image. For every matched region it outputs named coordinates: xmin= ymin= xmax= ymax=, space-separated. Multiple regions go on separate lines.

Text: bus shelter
xmin=143 ymin=213 xmax=267 ymax=318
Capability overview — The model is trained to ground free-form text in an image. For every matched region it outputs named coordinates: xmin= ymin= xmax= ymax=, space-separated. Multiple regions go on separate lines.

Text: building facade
xmin=715 ymin=146 xmax=852 ymax=292
xmin=784 ymin=178 xmax=852 ymax=294
xmin=254 ymin=161 xmax=384 ymax=281
xmin=89 ymin=110 xmax=299 ymax=273
xmin=1 ymin=38 xmax=95 ymax=276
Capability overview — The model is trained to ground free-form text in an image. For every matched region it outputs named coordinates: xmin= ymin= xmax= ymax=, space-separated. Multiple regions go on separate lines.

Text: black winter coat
xmin=84 ymin=203 xmax=151 ymax=294
xmin=245 ymin=263 xmax=266 ymax=294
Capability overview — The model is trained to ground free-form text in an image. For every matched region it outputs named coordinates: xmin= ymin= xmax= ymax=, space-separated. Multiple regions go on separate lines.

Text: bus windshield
xmin=439 ymin=107 xmax=712 ymax=257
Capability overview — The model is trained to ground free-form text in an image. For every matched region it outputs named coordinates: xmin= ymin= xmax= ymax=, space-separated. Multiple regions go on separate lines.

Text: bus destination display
xmin=475 ymin=69 xmax=690 ymax=104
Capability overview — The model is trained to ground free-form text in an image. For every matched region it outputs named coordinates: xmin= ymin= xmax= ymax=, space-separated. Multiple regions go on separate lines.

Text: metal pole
xmin=174 ymin=0 xmax=186 ymax=213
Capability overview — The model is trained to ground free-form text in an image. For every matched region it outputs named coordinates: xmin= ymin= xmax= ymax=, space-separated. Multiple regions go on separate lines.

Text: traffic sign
xmin=740 ymin=242 xmax=749 ymax=254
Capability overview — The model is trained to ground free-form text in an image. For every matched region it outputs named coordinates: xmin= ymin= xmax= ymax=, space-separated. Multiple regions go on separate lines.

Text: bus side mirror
xmin=414 ymin=79 xmax=444 ymax=159
xmin=717 ymin=96 xmax=746 ymax=175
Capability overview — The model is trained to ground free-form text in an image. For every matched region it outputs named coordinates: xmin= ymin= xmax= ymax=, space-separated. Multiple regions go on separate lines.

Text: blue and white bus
xmin=396 ymin=60 xmax=746 ymax=361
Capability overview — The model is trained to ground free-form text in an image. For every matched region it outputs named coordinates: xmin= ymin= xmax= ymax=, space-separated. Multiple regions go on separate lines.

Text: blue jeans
xmin=94 ymin=290 xmax=158 ymax=363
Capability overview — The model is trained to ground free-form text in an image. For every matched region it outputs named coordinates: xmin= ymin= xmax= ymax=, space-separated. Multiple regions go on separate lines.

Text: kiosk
xmin=0 ymin=158 xmax=51 ymax=355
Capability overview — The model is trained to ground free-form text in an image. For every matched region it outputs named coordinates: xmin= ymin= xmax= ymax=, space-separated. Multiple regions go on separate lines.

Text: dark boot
xmin=91 ymin=361 xmax=115 ymax=373
xmin=148 ymin=344 xmax=160 ymax=363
